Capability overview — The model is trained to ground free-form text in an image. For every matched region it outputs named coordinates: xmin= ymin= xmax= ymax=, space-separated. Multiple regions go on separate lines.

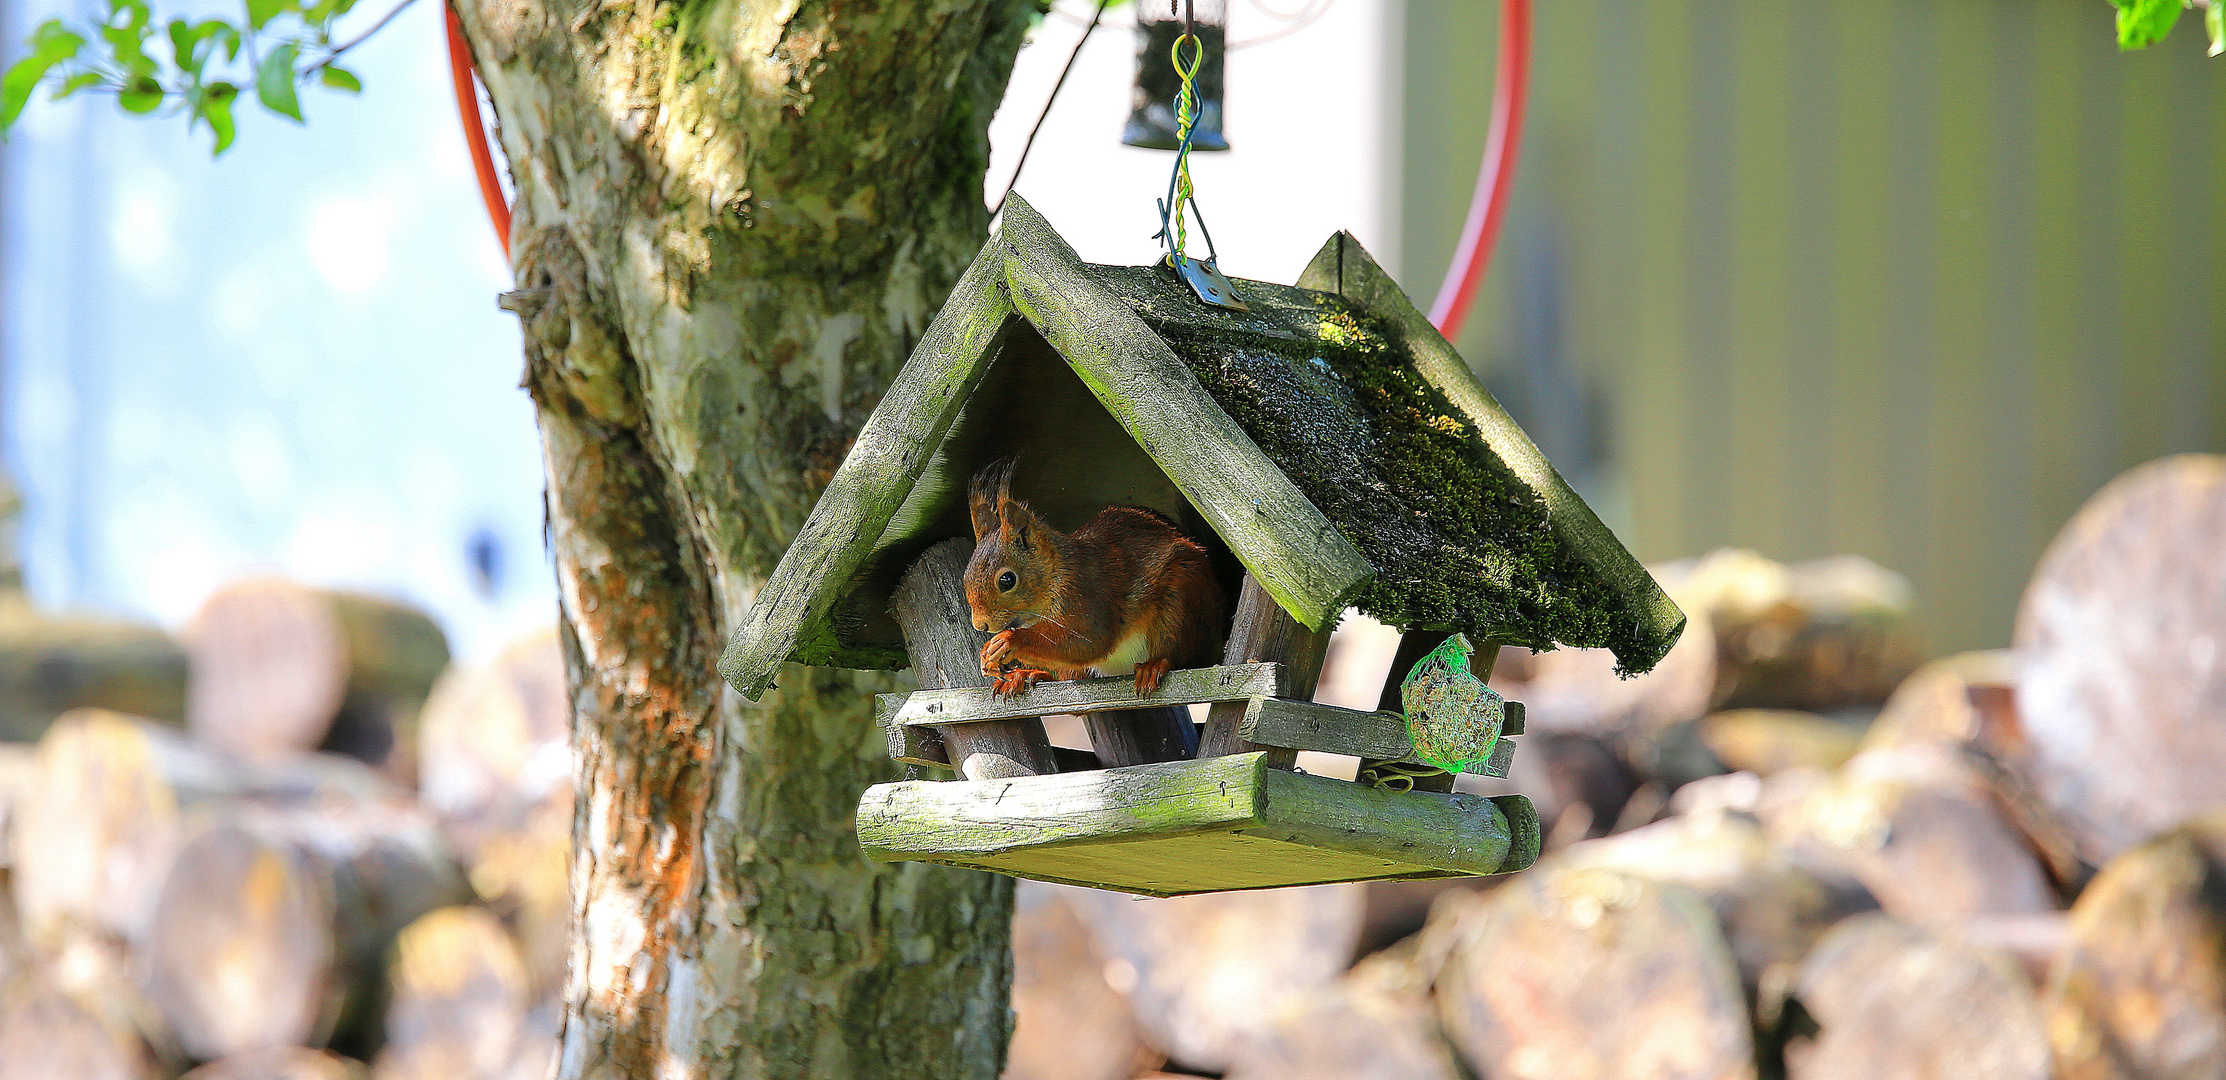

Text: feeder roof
xmin=720 ymin=196 xmax=1684 ymax=700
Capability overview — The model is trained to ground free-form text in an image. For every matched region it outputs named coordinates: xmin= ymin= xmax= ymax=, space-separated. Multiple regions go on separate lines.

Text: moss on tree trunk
xmin=446 ymin=2 xmax=1036 ymax=1076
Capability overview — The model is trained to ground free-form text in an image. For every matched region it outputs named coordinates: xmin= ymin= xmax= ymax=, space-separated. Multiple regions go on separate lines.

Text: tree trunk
xmin=445 ymin=3 xmax=1035 ymax=1077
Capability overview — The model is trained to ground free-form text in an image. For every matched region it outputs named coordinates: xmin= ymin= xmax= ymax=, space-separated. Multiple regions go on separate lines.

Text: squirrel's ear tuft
xmin=967 ymin=457 xmax=1018 ymax=541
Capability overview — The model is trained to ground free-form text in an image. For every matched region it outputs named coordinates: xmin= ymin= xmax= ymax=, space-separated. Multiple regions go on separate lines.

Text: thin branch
xmin=991 ymin=0 xmax=1111 ymax=219
xmin=303 ymin=0 xmax=418 ymax=75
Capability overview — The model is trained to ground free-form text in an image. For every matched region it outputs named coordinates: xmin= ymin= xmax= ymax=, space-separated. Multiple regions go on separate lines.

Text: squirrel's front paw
xmin=979 ymin=631 xmax=1015 ymax=679
xmin=990 ymin=667 xmax=1049 ymax=698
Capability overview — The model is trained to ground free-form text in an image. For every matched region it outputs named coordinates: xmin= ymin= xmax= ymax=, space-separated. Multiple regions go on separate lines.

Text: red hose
xmin=445 ymin=3 xmax=511 ymax=258
xmin=1427 ymin=0 xmax=1530 ymax=340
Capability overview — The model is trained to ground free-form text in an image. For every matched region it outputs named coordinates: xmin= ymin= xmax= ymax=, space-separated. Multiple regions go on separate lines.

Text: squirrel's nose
xmin=972 ymin=616 xmax=988 ymax=632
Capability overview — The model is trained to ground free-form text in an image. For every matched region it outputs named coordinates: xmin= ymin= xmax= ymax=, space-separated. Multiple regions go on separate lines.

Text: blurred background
xmin=0 ymin=0 xmax=2220 ymax=1078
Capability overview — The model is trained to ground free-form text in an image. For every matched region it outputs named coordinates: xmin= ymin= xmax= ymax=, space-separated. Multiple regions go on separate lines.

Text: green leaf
xmin=2208 ymin=1 xmax=2223 ymax=56
xmin=201 ymin=80 xmax=236 ymax=153
xmin=56 ymin=70 xmax=106 ymax=97
xmin=319 ymin=65 xmax=360 ymax=93
xmin=118 ymin=73 xmax=163 ymax=112
xmin=3 ymin=22 xmax=87 ymax=130
xmin=2114 ymin=0 xmax=2184 ymax=49
xmin=255 ymin=40 xmax=301 ymax=120
xmin=244 ymin=0 xmax=287 ymax=31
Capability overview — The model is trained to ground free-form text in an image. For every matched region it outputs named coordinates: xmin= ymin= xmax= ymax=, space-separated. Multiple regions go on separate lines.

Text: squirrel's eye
xmin=997 ymin=570 xmax=1017 ymax=592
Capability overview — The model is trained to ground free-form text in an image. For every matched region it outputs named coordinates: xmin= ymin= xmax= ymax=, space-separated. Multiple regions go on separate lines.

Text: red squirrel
xmin=963 ymin=458 xmax=1225 ymax=698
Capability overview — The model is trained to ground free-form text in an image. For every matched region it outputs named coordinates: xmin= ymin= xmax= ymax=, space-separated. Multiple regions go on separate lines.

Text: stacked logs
xmin=0 ymin=579 xmax=568 ymax=1080
xmin=1010 ymin=454 xmax=2226 ymax=1080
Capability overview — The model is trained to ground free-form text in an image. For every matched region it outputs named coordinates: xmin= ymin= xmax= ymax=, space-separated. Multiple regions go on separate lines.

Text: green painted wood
xmin=998 ymin=196 xmax=1375 ymax=632
xmin=719 ymin=241 xmax=1018 ymax=699
xmin=1299 ymin=231 xmax=1688 ymax=675
xmin=884 ymin=662 xmax=1284 ymax=728
xmin=1489 ymin=793 xmax=1541 ymax=873
xmin=855 ymin=752 xmax=1524 ymax=896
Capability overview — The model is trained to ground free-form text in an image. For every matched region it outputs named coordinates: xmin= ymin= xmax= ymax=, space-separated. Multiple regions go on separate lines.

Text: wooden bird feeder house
xmin=719 ymin=196 xmax=1685 ymax=897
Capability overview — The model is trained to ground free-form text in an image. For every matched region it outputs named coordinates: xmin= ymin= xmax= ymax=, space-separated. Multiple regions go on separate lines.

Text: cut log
xmin=1788 ymin=914 xmax=2048 ymax=1080
xmin=141 ymin=802 xmax=468 ymax=1061
xmin=1697 ymin=709 xmax=1862 ymax=776
xmin=1061 ymin=882 xmax=1364 ymax=1073
xmin=415 ymin=627 xmax=569 ymax=853
xmin=2046 ymin=811 xmax=2226 ymax=1080
xmin=181 ymin=1048 xmax=370 ymax=1080
xmin=1655 ymin=549 xmax=1921 ymax=711
xmin=0 ymin=598 xmax=187 ymax=742
xmin=1223 ymin=948 xmax=1463 ymax=1080
xmin=9 ymin=710 xmax=401 ymax=949
xmin=11 ymin=709 xmax=253 ymax=946
xmin=1006 ymin=883 xmax=1162 ymax=1080
xmin=1552 ymin=810 xmax=1875 ymax=994
xmin=1764 ymin=745 xmax=2056 ymax=928
xmin=2015 ymin=454 xmax=2226 ymax=863
xmin=0 ymin=971 xmax=155 ymax=1080
xmin=1430 ymin=866 xmax=1757 ymax=1080
xmin=890 ymin=540 xmax=1056 ymax=779
xmin=187 ymin=578 xmax=450 ymax=771
xmin=372 ymin=906 xmax=534 ymax=1080
xmin=0 ymin=742 xmax=32 ymax=873
xmin=458 ymin=794 xmax=570 ymax=997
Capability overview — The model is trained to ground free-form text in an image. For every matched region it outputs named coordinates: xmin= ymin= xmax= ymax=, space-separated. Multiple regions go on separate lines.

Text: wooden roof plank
xmin=719 ymin=238 xmax=1018 ymax=700
xmin=998 ymin=197 xmax=1375 ymax=632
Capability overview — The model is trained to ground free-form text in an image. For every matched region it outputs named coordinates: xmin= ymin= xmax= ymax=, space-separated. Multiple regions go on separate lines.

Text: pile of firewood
xmin=1006 ymin=453 xmax=2226 ymax=1080
xmin=0 ymin=578 xmax=568 ymax=1080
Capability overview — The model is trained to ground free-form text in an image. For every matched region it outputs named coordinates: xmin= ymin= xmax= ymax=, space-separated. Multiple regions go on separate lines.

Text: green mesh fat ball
xmin=1400 ymin=633 xmax=1504 ymax=774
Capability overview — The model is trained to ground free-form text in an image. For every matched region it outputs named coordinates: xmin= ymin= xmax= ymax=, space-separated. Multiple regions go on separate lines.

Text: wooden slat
xmin=719 ymin=240 xmax=1018 ymax=699
xmin=1237 ymin=698 xmax=1519 ymax=778
xmin=1237 ymin=699 xmax=1410 ymax=761
xmin=999 ymin=196 xmax=1374 ymax=632
xmin=883 ymin=663 xmax=1284 ymax=728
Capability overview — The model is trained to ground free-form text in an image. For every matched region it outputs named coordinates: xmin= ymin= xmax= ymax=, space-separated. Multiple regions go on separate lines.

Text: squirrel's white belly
xmin=1090 ymin=629 xmax=1152 ymax=677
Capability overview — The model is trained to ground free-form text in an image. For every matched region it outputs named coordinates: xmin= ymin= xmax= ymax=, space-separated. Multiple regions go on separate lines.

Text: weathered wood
xmin=372 ymin=906 xmax=537 ymax=1080
xmin=2045 ymin=812 xmax=2226 ymax=1080
xmin=186 ymin=578 xmax=450 ymax=771
xmin=718 ymin=245 xmax=1019 ymax=698
xmin=10 ymin=709 xmax=403 ymax=949
xmin=0 ymin=599 xmax=187 ymax=741
xmin=1299 ymin=231 xmax=1686 ymax=673
xmin=1006 ymin=883 xmax=1164 ymax=1080
xmin=887 ymin=662 xmax=1283 ymax=728
xmin=1792 ymin=915 xmax=2048 ymax=1080
xmin=2015 ymin=453 xmax=2226 ymax=863
xmin=856 ymin=753 xmax=1523 ymax=896
xmin=143 ymin=803 xmax=469 ymax=1061
xmin=1000 ymin=198 xmax=1374 ymax=633
xmin=0 ymin=973 xmax=156 ymax=1080
xmin=1083 ymin=706 xmax=1197 ymax=768
xmin=1062 ymin=883 xmax=1367 ymax=1074
xmin=1430 ymin=868 xmax=1757 ymax=1080
xmin=181 ymin=1048 xmax=370 ymax=1080
xmin=1236 ymin=698 xmax=1517 ymax=777
xmin=142 ymin=822 xmax=336 ymax=1060
xmin=890 ymin=540 xmax=1055 ymax=779
xmin=1199 ymin=576 xmax=1332 ymax=761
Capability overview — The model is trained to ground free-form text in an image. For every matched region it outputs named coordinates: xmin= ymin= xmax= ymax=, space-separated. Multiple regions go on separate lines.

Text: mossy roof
xmin=719 ymin=197 xmax=1684 ymax=701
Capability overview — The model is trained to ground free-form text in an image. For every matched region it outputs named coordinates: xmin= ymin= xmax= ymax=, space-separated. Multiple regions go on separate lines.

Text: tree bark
xmin=446 ymin=2 xmax=1035 ymax=1077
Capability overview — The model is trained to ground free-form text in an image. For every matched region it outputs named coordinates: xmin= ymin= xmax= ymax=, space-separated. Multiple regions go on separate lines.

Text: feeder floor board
xmin=855 ymin=752 xmax=1537 ymax=897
